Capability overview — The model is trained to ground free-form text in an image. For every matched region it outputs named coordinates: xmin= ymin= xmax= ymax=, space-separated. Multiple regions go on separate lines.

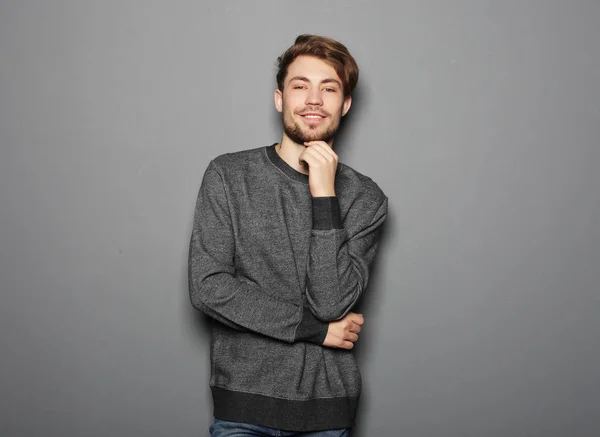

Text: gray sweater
xmin=188 ymin=143 xmax=388 ymax=431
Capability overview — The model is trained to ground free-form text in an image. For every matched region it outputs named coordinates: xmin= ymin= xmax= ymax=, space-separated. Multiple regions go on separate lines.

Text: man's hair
xmin=276 ymin=34 xmax=359 ymax=98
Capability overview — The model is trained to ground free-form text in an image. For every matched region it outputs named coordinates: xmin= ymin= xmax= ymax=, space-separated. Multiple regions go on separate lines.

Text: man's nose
xmin=305 ymin=88 xmax=323 ymax=105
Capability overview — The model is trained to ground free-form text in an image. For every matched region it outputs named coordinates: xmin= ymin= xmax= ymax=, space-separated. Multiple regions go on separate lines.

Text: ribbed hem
xmin=211 ymin=386 xmax=359 ymax=432
xmin=312 ymin=196 xmax=343 ymax=229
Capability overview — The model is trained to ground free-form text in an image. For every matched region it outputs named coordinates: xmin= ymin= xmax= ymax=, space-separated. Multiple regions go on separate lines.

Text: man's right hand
xmin=323 ymin=312 xmax=364 ymax=349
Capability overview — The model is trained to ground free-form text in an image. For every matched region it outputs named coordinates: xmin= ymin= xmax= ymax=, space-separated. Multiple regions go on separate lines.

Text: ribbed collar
xmin=265 ymin=143 xmax=342 ymax=185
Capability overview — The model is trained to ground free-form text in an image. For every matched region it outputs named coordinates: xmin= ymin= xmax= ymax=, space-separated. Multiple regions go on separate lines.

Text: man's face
xmin=275 ymin=55 xmax=352 ymax=145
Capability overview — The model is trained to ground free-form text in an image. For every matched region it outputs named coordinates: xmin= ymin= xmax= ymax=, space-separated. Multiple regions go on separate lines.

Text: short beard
xmin=281 ymin=107 xmax=340 ymax=145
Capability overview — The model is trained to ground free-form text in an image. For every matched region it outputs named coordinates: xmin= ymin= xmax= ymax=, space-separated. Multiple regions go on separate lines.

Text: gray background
xmin=1 ymin=1 xmax=599 ymax=436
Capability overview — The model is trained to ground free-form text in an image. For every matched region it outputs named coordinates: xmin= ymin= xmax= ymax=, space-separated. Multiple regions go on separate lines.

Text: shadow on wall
xmin=352 ymin=214 xmax=393 ymax=437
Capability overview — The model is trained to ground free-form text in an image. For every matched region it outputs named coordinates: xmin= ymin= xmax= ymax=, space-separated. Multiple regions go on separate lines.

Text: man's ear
xmin=342 ymin=95 xmax=352 ymax=116
xmin=274 ymin=89 xmax=283 ymax=113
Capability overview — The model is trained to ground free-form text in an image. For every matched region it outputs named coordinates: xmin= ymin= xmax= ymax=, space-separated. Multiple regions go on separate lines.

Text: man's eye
xmin=293 ymin=85 xmax=305 ymax=89
xmin=324 ymin=88 xmax=336 ymax=92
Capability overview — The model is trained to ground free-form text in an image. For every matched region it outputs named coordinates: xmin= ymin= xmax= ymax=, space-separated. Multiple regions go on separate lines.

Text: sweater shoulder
xmin=209 ymin=145 xmax=268 ymax=175
xmin=212 ymin=146 xmax=265 ymax=170
xmin=338 ymin=161 xmax=387 ymax=207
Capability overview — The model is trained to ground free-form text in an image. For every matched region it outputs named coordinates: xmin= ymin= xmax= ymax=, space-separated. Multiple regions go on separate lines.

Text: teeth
xmin=304 ymin=115 xmax=323 ymax=119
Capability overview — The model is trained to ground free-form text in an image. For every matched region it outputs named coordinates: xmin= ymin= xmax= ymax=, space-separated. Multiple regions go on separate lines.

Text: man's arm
xmin=299 ymin=141 xmax=388 ymax=322
xmin=306 ymin=194 xmax=388 ymax=321
xmin=188 ymin=160 xmax=327 ymax=345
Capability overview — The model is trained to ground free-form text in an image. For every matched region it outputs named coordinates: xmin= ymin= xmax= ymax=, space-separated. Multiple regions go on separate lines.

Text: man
xmin=188 ymin=34 xmax=388 ymax=436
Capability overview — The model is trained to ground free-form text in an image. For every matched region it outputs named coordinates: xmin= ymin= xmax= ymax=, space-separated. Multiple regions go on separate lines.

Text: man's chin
xmin=304 ymin=137 xmax=323 ymax=144
xmin=302 ymin=129 xmax=331 ymax=143
xmin=283 ymin=125 xmax=336 ymax=145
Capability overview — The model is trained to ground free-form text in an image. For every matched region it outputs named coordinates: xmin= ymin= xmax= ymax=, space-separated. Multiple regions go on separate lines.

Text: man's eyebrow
xmin=288 ymin=76 xmax=342 ymax=87
xmin=321 ymin=78 xmax=342 ymax=87
xmin=287 ymin=76 xmax=310 ymax=83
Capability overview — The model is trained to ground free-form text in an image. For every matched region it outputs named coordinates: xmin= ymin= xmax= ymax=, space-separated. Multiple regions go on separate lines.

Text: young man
xmin=188 ymin=34 xmax=388 ymax=436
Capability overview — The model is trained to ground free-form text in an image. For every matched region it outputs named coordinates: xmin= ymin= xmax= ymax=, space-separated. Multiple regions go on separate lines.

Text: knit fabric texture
xmin=188 ymin=143 xmax=388 ymax=432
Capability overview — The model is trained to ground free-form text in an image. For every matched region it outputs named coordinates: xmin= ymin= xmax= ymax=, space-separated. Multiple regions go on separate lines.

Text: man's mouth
xmin=299 ymin=112 xmax=327 ymax=121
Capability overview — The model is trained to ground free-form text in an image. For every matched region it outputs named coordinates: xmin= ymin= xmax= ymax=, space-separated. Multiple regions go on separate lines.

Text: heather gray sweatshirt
xmin=188 ymin=143 xmax=387 ymax=432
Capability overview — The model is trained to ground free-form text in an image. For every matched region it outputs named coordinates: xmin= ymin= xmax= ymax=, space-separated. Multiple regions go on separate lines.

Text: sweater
xmin=188 ymin=143 xmax=388 ymax=432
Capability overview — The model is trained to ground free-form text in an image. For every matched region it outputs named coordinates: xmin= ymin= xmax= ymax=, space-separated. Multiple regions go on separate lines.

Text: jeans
xmin=209 ymin=418 xmax=351 ymax=437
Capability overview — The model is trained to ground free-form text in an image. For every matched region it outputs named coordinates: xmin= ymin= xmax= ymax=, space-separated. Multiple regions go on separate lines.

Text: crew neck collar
xmin=265 ymin=143 xmax=341 ymax=185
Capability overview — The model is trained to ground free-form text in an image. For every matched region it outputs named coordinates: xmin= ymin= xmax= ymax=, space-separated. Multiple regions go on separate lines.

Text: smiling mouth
xmin=299 ymin=113 xmax=327 ymax=121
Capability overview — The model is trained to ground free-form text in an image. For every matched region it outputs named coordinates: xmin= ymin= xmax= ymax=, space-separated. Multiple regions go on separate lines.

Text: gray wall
xmin=1 ymin=1 xmax=599 ymax=436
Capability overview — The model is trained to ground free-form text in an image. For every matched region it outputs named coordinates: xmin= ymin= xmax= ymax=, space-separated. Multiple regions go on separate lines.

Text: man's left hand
xmin=299 ymin=141 xmax=338 ymax=197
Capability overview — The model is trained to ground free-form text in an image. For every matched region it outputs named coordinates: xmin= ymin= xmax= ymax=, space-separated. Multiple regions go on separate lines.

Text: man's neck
xmin=276 ymin=136 xmax=334 ymax=175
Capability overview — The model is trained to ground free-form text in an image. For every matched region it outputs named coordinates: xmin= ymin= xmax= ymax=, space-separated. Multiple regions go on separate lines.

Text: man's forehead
xmin=286 ymin=56 xmax=341 ymax=83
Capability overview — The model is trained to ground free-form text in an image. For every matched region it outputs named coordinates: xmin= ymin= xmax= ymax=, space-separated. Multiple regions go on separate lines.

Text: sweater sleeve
xmin=306 ymin=193 xmax=388 ymax=321
xmin=188 ymin=160 xmax=328 ymax=345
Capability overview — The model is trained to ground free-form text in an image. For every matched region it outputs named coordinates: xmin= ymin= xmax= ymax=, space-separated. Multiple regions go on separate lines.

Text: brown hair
xmin=276 ymin=34 xmax=359 ymax=98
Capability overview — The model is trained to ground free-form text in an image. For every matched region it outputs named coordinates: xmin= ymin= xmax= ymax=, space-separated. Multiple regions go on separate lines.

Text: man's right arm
xmin=188 ymin=160 xmax=328 ymax=345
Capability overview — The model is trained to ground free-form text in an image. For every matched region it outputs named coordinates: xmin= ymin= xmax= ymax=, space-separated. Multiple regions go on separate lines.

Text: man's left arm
xmin=306 ymin=193 xmax=388 ymax=321
xmin=299 ymin=141 xmax=388 ymax=322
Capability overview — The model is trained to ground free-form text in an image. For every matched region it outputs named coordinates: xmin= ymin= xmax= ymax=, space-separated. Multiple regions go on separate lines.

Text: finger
xmin=341 ymin=341 xmax=354 ymax=350
xmin=303 ymin=140 xmax=329 ymax=148
xmin=298 ymin=150 xmax=316 ymax=166
xmin=302 ymin=145 xmax=332 ymax=164
xmin=332 ymin=336 xmax=353 ymax=349
xmin=305 ymin=142 xmax=337 ymax=160
xmin=346 ymin=332 xmax=359 ymax=343
xmin=349 ymin=313 xmax=364 ymax=325
xmin=304 ymin=140 xmax=333 ymax=152
xmin=349 ymin=322 xmax=361 ymax=334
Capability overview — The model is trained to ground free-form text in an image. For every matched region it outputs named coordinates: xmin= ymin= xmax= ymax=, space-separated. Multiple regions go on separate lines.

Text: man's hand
xmin=323 ymin=312 xmax=364 ymax=349
xmin=299 ymin=141 xmax=338 ymax=197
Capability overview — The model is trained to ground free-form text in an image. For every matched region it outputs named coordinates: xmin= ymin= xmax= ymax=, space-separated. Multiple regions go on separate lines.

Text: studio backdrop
xmin=1 ymin=1 xmax=599 ymax=436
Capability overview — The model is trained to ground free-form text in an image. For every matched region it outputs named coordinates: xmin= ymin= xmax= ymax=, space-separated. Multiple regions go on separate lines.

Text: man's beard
xmin=281 ymin=106 xmax=341 ymax=145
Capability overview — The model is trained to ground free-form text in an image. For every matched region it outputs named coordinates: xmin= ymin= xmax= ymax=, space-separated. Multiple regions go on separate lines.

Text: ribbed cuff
xmin=295 ymin=307 xmax=328 ymax=344
xmin=311 ymin=196 xmax=342 ymax=230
